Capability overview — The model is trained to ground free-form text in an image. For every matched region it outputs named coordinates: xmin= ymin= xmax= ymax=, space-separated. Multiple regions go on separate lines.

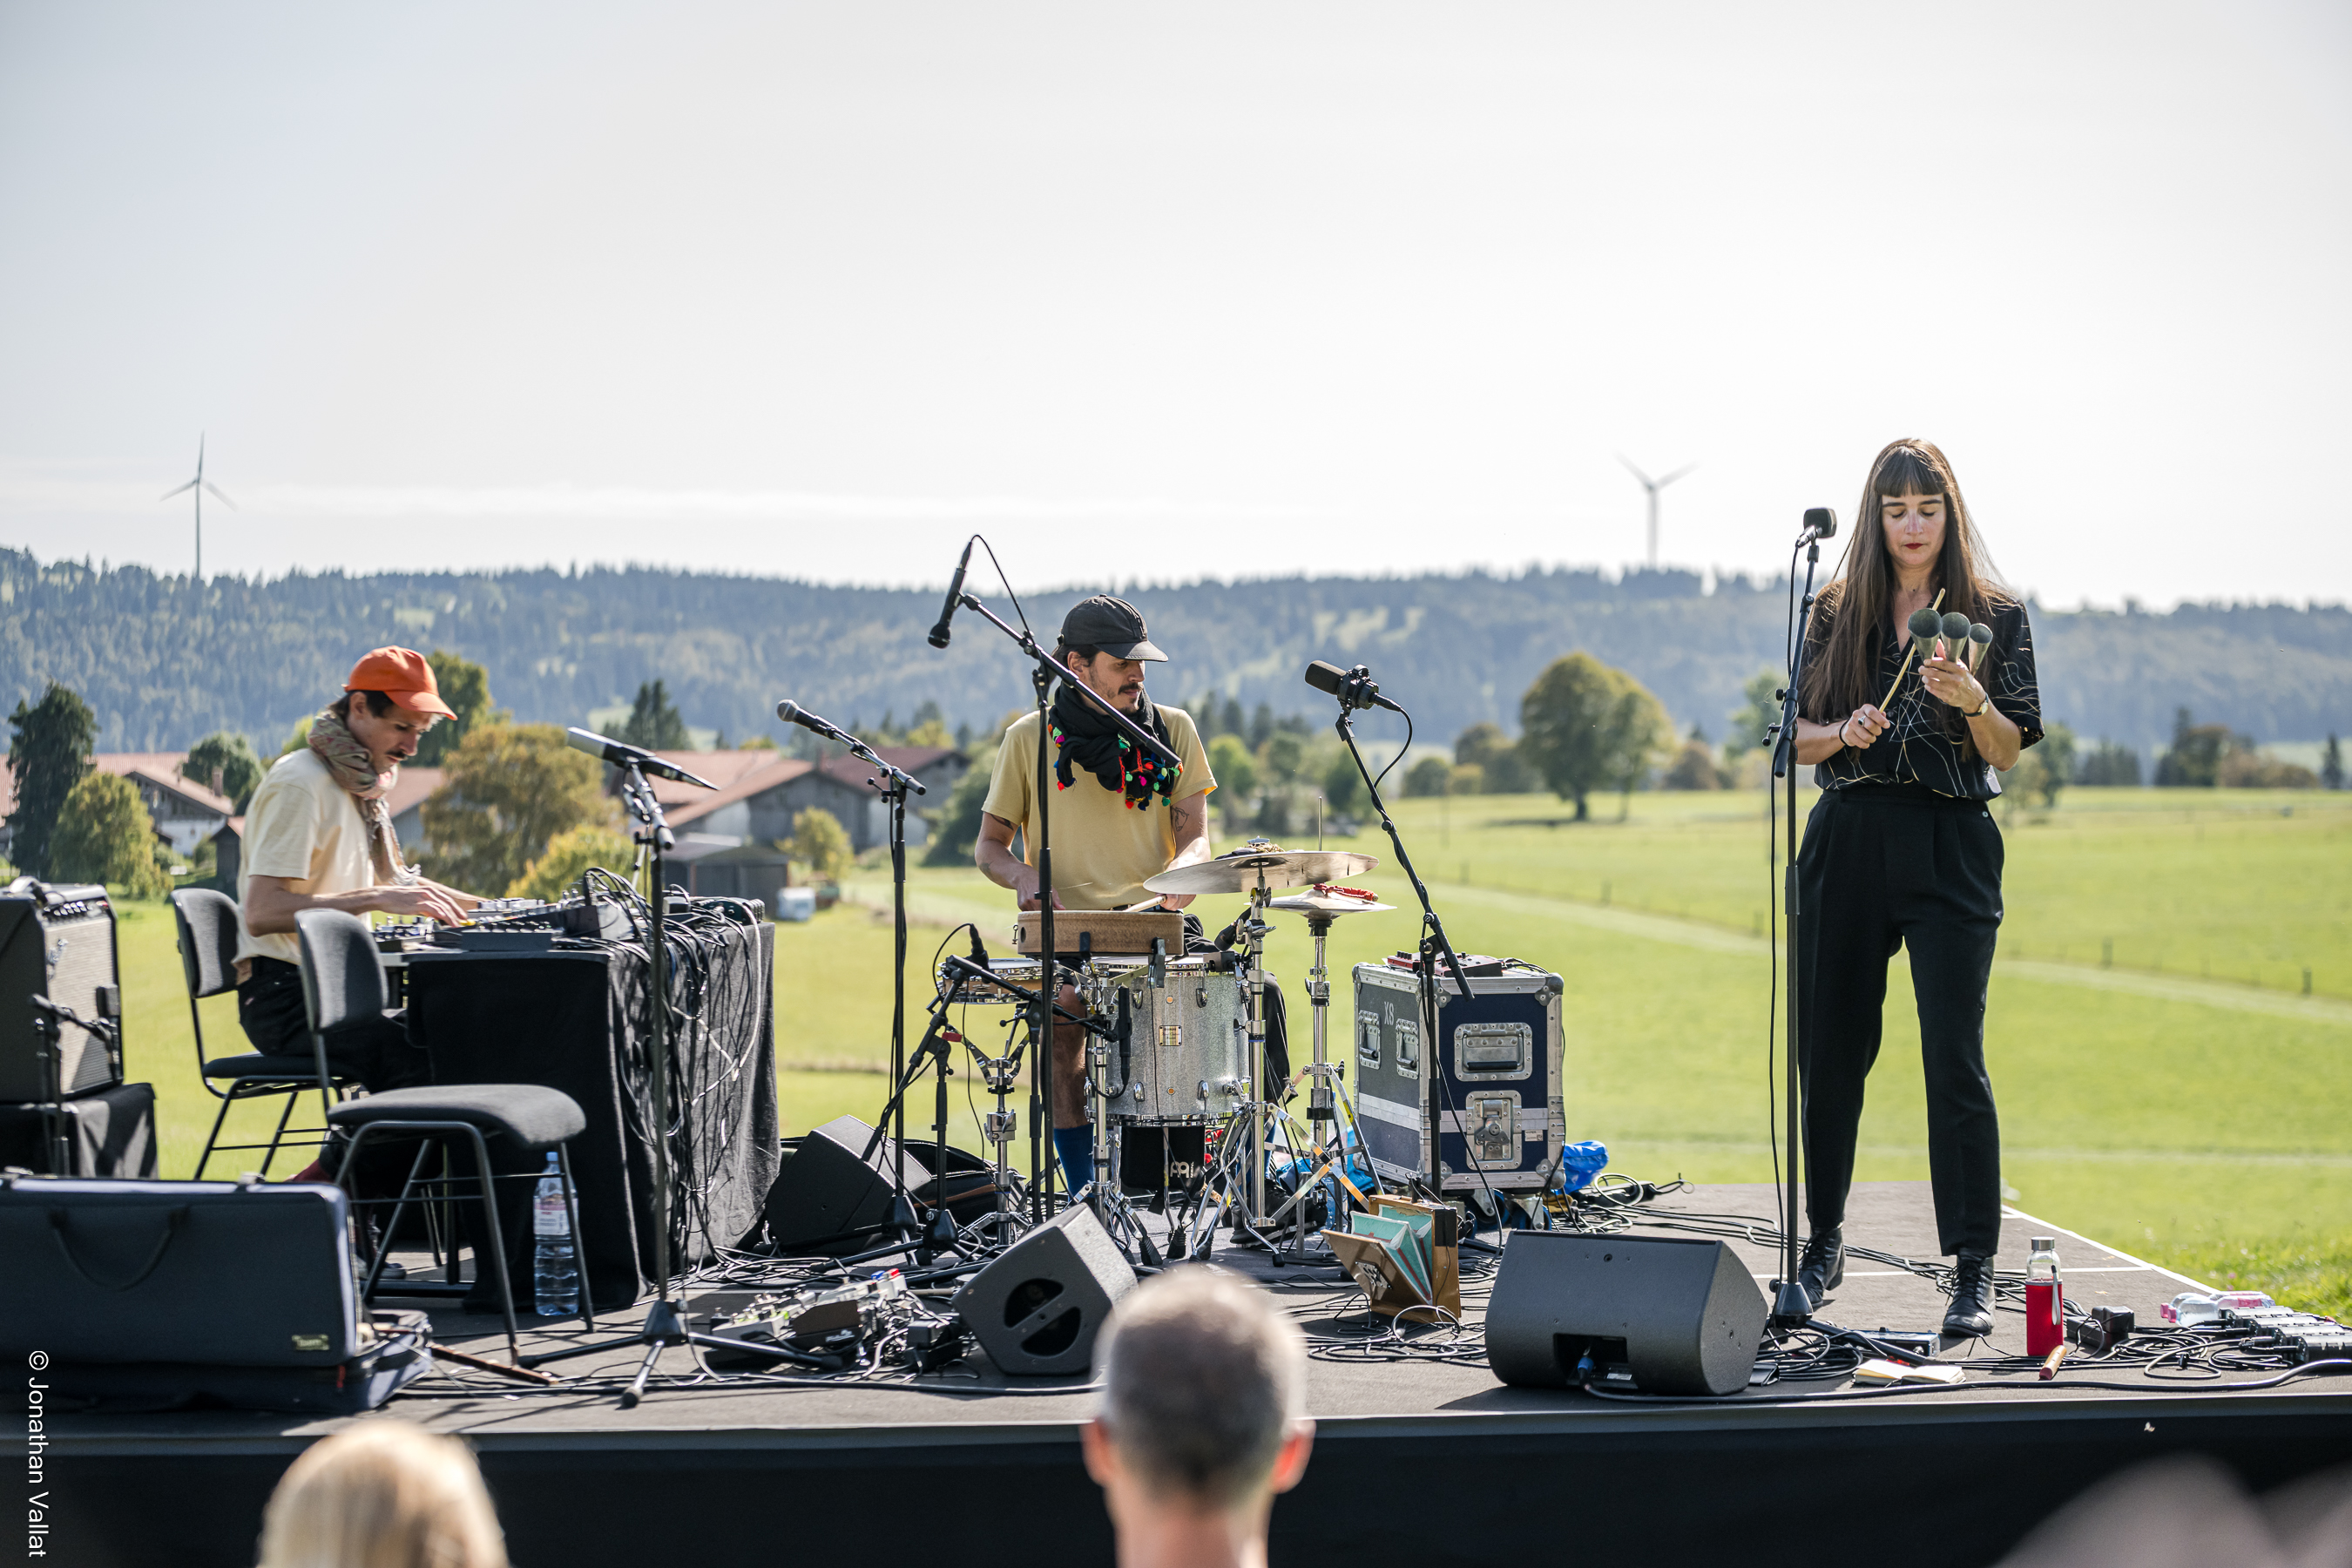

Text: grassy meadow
xmin=113 ymin=784 xmax=2352 ymax=1315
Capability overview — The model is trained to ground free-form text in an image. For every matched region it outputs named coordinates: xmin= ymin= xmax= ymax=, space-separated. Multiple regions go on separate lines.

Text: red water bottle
xmin=2025 ymin=1236 xmax=2064 ymax=1355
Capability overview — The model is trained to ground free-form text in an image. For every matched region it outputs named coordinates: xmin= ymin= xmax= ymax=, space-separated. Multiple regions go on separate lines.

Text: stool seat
xmin=203 ymin=1051 xmax=327 ymax=1081
xmin=327 ymin=1085 xmax=586 ymax=1151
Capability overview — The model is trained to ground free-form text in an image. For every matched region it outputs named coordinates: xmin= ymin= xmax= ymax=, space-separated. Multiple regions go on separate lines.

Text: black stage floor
xmin=51 ymin=1181 xmax=2352 ymax=1568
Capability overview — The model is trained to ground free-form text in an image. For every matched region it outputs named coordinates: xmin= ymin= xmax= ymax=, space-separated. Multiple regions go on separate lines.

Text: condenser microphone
xmin=929 ymin=537 xmax=975 ymax=649
xmin=564 ymin=727 xmax=716 ymax=787
xmin=1304 ymin=659 xmax=1406 ymax=714
xmin=1801 ymin=507 xmax=1838 ymax=540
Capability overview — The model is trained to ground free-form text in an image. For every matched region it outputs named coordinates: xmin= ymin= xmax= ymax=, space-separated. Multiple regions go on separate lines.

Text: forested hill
xmin=5 ymin=547 xmax=2348 ymax=758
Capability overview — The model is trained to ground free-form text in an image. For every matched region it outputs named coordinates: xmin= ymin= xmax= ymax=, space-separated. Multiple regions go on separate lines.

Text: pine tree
xmin=5 ymin=682 xmax=97 ymax=878
xmin=618 ymin=680 xmax=690 ymax=752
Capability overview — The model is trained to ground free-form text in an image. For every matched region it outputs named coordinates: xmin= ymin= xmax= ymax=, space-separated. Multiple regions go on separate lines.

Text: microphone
xmin=774 ymin=699 xmax=848 ymax=741
xmin=1801 ymin=507 xmax=1838 ymax=539
xmin=564 ymin=727 xmax=717 ymax=788
xmin=1304 ymin=659 xmax=1405 ymax=714
xmin=929 ymin=537 xmax=975 ymax=650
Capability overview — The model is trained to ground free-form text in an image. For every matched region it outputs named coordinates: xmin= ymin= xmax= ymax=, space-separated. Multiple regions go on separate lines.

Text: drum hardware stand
xmin=1766 ymin=508 xmax=1837 ymax=1330
xmin=524 ymin=740 xmax=732 ymax=1407
xmin=861 ymin=988 xmax=963 ymax=1265
xmin=936 ymin=578 xmax=1181 ymax=1220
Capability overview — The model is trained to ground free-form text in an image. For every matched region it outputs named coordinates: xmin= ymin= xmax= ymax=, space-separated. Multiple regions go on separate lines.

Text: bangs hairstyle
xmin=1799 ymin=439 xmax=2011 ymax=754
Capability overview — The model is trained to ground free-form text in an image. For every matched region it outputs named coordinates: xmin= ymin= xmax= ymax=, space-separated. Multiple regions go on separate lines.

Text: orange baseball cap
xmin=344 ymin=646 xmax=457 ymax=719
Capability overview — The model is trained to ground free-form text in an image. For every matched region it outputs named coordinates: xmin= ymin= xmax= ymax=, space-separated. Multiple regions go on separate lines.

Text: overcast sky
xmin=2 ymin=1 xmax=2347 ymax=607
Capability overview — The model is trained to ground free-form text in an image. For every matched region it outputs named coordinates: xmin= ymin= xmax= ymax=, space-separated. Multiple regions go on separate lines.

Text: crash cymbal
xmin=1142 ymin=848 xmax=1379 ymax=896
xmin=1267 ymin=889 xmax=1394 ymax=916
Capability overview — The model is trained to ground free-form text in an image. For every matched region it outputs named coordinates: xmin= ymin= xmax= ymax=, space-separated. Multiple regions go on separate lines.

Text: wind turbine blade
xmin=160 ymin=479 xmax=199 ymax=501
xmin=1659 ymin=463 xmax=1700 ymax=487
xmin=1615 ymin=453 xmax=1656 ymax=489
xmin=203 ymin=481 xmax=237 ymax=509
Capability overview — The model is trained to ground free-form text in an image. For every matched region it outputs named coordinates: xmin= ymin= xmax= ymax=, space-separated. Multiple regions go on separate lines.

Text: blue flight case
xmin=1350 ymin=956 xmax=1565 ymax=1196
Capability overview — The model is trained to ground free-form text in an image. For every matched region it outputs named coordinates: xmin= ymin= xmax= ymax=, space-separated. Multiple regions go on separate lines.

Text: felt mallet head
xmin=1967 ymin=621 xmax=1994 ymax=669
xmin=1938 ymin=611 xmax=1970 ymax=661
xmin=1906 ymin=606 xmax=1943 ymax=641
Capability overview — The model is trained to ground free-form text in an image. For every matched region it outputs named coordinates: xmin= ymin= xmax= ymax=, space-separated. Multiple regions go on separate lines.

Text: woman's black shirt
xmin=1807 ymin=592 xmax=2043 ymax=801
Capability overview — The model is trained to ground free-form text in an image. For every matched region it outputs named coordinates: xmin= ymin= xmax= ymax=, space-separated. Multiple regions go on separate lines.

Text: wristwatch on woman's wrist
xmin=1963 ymin=693 xmax=1990 ymax=719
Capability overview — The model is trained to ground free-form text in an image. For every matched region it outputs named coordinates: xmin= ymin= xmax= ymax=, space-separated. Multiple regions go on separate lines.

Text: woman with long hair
xmin=256 ymin=1421 xmax=508 ymax=1568
xmin=1788 ymin=438 xmax=2042 ymax=1339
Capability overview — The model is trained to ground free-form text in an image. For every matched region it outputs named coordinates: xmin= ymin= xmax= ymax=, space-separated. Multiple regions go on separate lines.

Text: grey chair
xmin=294 ymin=908 xmax=594 ymax=1362
xmin=172 ymin=888 xmax=354 ymax=1179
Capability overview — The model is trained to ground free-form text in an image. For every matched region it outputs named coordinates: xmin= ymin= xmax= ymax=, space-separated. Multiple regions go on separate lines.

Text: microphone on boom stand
xmin=1801 ymin=506 xmax=1838 ymax=542
xmin=1304 ymin=659 xmax=1406 ymax=714
xmin=564 ymin=727 xmax=717 ymax=788
xmin=929 ymin=537 xmax=976 ymax=649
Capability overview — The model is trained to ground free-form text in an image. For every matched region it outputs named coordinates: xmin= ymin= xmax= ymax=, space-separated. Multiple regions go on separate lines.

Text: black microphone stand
xmin=789 ymin=716 xmax=935 ymax=1250
xmin=1767 ymin=520 xmax=1832 ymax=1328
xmin=524 ymin=754 xmax=753 ymax=1403
xmin=943 ymin=590 xmax=1181 ymax=1222
xmin=1317 ymin=669 xmax=1477 ymax=1227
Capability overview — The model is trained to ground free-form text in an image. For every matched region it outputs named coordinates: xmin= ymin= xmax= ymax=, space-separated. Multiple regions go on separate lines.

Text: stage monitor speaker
xmin=0 ymin=882 xmax=122 ymax=1102
xmin=1485 ymin=1231 xmax=1766 ymax=1396
xmin=761 ymin=1115 xmax=921 ymax=1255
xmin=953 ymin=1205 xmax=1137 ymax=1376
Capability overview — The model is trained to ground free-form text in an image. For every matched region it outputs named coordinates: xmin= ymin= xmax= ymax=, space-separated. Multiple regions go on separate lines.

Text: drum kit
xmin=935 ymin=840 xmax=1395 ymax=1263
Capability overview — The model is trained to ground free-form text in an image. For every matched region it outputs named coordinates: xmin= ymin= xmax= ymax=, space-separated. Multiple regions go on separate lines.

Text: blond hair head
xmin=257 ymin=1421 xmax=507 ymax=1568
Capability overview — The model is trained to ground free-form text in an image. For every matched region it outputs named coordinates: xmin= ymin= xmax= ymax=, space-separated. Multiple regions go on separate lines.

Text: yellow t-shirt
xmin=235 ymin=748 xmax=386 ymax=966
xmin=982 ymin=706 xmax=1215 ymax=910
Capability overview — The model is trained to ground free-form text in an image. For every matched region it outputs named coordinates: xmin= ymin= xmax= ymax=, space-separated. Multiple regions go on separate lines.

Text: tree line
xmin=9 ymin=547 xmax=2348 ymax=762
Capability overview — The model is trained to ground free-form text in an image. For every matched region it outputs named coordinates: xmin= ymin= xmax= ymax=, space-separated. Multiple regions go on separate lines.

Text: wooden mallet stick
xmin=1879 ymin=589 xmax=1948 ymax=713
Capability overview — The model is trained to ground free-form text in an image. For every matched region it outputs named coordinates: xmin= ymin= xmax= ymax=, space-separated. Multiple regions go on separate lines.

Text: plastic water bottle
xmin=532 ymin=1152 xmax=579 ymax=1318
xmin=2024 ymin=1235 xmax=2064 ymax=1355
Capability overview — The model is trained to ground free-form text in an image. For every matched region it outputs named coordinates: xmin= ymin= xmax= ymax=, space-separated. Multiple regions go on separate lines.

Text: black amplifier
xmin=0 ymin=880 xmax=122 ymax=1102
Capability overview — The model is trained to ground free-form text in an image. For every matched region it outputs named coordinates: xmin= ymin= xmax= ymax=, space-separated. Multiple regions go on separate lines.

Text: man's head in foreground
xmin=1083 ymin=1268 xmax=1314 ymax=1568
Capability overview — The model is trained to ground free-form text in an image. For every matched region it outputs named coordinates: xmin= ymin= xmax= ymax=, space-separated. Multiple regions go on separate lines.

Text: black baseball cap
xmin=1057 ymin=595 xmax=1167 ymax=662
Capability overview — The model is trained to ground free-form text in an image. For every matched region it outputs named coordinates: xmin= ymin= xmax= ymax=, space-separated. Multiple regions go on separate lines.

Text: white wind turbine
xmin=161 ymin=435 xmax=236 ymax=580
xmin=1617 ymin=454 xmax=1697 ymax=572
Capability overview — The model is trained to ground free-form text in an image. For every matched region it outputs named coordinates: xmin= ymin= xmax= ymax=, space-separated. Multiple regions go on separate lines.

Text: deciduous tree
xmin=422 ymin=724 xmax=612 ymax=894
xmin=182 ymin=732 xmax=264 ymax=810
xmin=415 ymin=651 xmax=503 ymax=767
xmin=51 ymin=772 xmax=170 ymax=898
xmin=1517 ymin=653 xmax=1672 ymax=821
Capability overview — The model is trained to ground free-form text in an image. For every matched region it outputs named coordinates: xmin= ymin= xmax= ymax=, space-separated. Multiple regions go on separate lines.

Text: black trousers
xmin=1796 ymin=786 xmax=2004 ymax=1258
xmin=239 ymin=956 xmax=432 ymax=1188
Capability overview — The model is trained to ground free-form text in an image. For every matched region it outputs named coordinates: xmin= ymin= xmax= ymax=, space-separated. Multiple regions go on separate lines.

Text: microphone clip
xmin=1329 ymin=663 xmax=1385 ymax=713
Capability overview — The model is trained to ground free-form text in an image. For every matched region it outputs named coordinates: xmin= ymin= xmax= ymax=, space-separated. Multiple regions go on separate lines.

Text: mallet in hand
xmin=1881 ymin=592 xmax=1948 ymax=713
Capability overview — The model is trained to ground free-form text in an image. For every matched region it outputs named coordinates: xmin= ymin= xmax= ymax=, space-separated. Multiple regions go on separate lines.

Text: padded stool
xmin=328 ymin=1084 xmax=594 ymax=1362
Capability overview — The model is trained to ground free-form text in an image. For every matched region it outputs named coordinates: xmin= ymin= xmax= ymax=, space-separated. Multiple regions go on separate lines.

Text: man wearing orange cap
xmin=233 ymin=647 xmax=486 ymax=1090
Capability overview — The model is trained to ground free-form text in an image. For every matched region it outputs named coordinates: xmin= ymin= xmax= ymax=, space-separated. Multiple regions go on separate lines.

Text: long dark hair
xmin=1801 ymin=439 xmax=2010 ymax=748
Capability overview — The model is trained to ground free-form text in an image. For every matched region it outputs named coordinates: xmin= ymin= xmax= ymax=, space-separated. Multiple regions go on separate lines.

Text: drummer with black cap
xmin=977 ymin=595 xmax=1218 ymax=1193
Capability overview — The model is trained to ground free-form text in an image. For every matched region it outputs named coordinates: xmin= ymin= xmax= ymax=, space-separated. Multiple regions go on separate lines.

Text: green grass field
xmin=113 ymin=782 xmax=2352 ymax=1315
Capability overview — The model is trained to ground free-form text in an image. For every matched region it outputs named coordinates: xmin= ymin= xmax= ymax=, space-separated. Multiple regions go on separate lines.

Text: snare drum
xmin=1104 ymin=958 xmax=1267 ymax=1124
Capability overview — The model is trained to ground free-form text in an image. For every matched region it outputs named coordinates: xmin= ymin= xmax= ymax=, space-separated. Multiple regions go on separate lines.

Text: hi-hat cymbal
xmin=1143 ymin=849 xmax=1378 ymax=896
xmin=1268 ymin=889 xmax=1395 ymax=916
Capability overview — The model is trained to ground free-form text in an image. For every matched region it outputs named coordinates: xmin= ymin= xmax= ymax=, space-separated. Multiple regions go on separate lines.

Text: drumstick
xmin=1878 ymin=590 xmax=1948 ymax=714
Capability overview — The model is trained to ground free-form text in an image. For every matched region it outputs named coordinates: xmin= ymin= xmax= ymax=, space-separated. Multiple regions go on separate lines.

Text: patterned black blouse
xmin=1806 ymin=591 xmax=2043 ymax=801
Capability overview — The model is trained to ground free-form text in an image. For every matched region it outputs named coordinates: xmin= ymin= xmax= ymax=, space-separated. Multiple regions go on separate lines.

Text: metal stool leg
xmin=193 ymin=1087 xmax=242 ymax=1180
xmin=557 ymin=1142 xmax=595 ymax=1331
xmin=258 ymin=1086 xmax=303 ymax=1176
xmin=459 ymin=1126 xmax=523 ymax=1364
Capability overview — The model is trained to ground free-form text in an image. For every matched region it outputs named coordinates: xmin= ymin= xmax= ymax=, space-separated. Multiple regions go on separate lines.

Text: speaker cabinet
xmin=0 ymin=882 xmax=122 ymax=1102
xmin=953 ymin=1206 xmax=1136 ymax=1375
xmin=1485 ymin=1232 xmax=1765 ymax=1396
xmin=761 ymin=1115 xmax=921 ymax=1255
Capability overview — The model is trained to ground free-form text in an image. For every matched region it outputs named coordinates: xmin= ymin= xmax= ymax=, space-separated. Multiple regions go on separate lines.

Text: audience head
xmin=257 ymin=1420 xmax=507 ymax=1568
xmin=1085 ymin=1266 xmax=1313 ymax=1531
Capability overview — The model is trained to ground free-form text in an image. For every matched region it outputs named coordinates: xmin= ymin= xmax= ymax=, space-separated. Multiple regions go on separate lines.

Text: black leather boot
xmin=1943 ymin=1251 xmax=1996 ymax=1339
xmin=1796 ymin=1227 xmax=1844 ymax=1309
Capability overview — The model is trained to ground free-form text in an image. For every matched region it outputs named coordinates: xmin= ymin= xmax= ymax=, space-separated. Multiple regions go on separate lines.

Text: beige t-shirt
xmin=982 ymin=706 xmax=1215 ymax=910
xmin=235 ymin=748 xmax=384 ymax=966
